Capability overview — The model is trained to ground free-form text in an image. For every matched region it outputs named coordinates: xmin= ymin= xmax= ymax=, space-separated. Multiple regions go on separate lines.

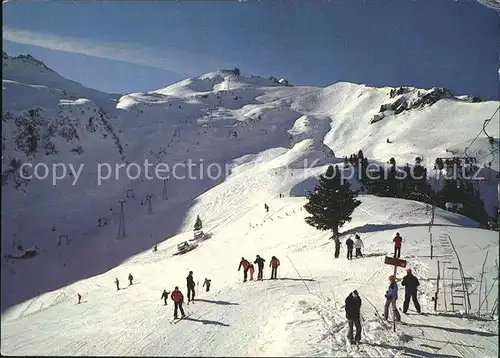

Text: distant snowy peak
xmin=153 ymin=69 xmax=292 ymax=96
xmin=2 ymin=52 xmax=120 ymax=112
xmin=477 ymin=0 xmax=500 ymax=11
xmin=2 ymin=53 xmax=125 ymax=191
xmin=370 ymin=85 xmax=482 ymax=124
xmin=2 ymin=52 xmax=55 ymax=74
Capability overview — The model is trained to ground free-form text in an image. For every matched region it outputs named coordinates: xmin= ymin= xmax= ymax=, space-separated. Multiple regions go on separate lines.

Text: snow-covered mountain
xmin=2 ymin=53 xmax=125 ymax=190
xmin=1 ymin=54 xmax=498 ymax=356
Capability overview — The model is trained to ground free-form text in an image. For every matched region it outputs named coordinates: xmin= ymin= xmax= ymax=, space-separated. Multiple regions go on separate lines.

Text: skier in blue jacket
xmin=383 ymin=275 xmax=401 ymax=321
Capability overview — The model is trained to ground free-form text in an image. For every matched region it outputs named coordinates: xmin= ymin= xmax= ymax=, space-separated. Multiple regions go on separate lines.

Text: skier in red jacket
xmin=238 ymin=257 xmax=251 ymax=282
xmin=170 ymin=286 xmax=186 ymax=319
xmin=269 ymin=256 xmax=280 ymax=279
xmin=393 ymin=232 xmax=403 ymax=258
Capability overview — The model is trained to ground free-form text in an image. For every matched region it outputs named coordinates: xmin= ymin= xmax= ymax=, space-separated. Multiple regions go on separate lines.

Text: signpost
xmin=384 ymin=256 xmax=407 ymax=332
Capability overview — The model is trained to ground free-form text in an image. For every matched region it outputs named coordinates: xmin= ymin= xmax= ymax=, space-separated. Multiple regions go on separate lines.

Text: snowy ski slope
xmin=1 ymin=55 xmax=499 ymax=356
xmin=1 ymin=196 xmax=498 ymax=356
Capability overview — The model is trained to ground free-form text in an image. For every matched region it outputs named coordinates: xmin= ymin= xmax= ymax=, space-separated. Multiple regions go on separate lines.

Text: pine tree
xmin=304 ymin=165 xmax=361 ymax=238
xmin=385 ymin=158 xmax=399 ymax=197
xmin=461 ymin=181 xmax=488 ymax=224
xmin=438 ymin=178 xmax=461 ymax=206
xmin=194 ymin=215 xmax=203 ymax=231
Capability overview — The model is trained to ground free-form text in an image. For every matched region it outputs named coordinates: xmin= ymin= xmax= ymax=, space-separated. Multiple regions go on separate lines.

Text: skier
xmin=269 ymin=256 xmax=280 ymax=279
xmin=161 ymin=289 xmax=170 ymax=305
xmin=393 ymin=232 xmax=402 ymax=258
xmin=402 ymin=268 xmax=421 ymax=314
xmin=202 ymin=278 xmax=211 ymax=292
xmin=128 ymin=273 xmax=134 ymax=285
xmin=345 ymin=290 xmax=362 ymax=344
xmin=264 ymin=203 xmax=269 ymax=213
xmin=249 ymin=263 xmax=255 ymax=281
xmin=186 ymin=271 xmax=196 ymax=302
xmin=238 ymin=257 xmax=251 ymax=282
xmin=170 ymin=286 xmax=186 ymax=319
xmin=384 ymin=275 xmax=401 ymax=322
xmin=345 ymin=237 xmax=354 ymax=260
xmin=153 ymin=244 xmax=157 ymax=252
xmin=77 ymin=293 xmax=82 ymax=304
xmin=334 ymin=236 xmax=341 ymax=259
xmin=354 ymin=235 xmax=364 ymax=258
xmin=114 ymin=278 xmax=120 ymax=290
xmin=254 ymin=254 xmax=266 ymax=280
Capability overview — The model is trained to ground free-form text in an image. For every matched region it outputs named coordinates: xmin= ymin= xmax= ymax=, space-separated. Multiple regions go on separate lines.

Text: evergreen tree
xmin=404 ymin=158 xmax=432 ymax=202
xmin=194 ymin=215 xmax=203 ymax=231
xmin=385 ymin=158 xmax=400 ymax=197
xmin=461 ymin=181 xmax=488 ymax=224
xmin=357 ymin=150 xmax=364 ymax=162
xmin=304 ymin=165 xmax=361 ymax=238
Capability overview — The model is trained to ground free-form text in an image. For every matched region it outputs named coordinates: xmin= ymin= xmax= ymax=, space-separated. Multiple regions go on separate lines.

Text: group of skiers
xmin=238 ymin=255 xmax=280 ymax=282
xmin=334 ymin=232 xmax=404 ymax=260
xmin=334 ymin=234 xmax=364 ymax=260
xmin=114 ymin=273 xmax=134 ymax=290
xmin=344 ymin=268 xmax=421 ymax=344
xmin=159 ymin=270 xmax=213 ymax=319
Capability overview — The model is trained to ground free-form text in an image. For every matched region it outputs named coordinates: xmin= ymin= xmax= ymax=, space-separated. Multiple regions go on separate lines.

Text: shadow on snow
xmin=194 ymin=298 xmax=239 ymax=306
xmin=184 ymin=316 xmax=229 ymax=327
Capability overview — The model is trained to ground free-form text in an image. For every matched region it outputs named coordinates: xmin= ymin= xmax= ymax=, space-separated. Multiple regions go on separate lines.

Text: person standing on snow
xmin=114 ymin=278 xmax=120 ymax=290
xmin=128 ymin=273 xmax=134 ymax=285
xmin=345 ymin=290 xmax=362 ymax=344
xmin=202 ymin=278 xmax=211 ymax=292
xmin=393 ymin=232 xmax=403 ymax=258
xmin=334 ymin=236 xmax=341 ymax=259
xmin=161 ymin=289 xmax=170 ymax=305
xmin=170 ymin=286 xmax=186 ymax=319
xmin=402 ymin=268 xmax=421 ymax=314
xmin=269 ymin=256 xmax=280 ymax=279
xmin=254 ymin=254 xmax=266 ymax=280
xmin=345 ymin=237 xmax=354 ymax=260
xmin=354 ymin=235 xmax=364 ymax=258
xmin=264 ymin=203 xmax=269 ymax=213
xmin=384 ymin=275 xmax=401 ymax=322
xmin=249 ymin=263 xmax=255 ymax=281
xmin=238 ymin=257 xmax=251 ymax=282
xmin=186 ymin=271 xmax=196 ymax=302
xmin=77 ymin=293 xmax=82 ymax=304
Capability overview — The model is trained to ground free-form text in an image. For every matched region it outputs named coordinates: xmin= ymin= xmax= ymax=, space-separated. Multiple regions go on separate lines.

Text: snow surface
xmin=1 ymin=54 xmax=499 ymax=356
xmin=1 ymin=196 xmax=498 ymax=356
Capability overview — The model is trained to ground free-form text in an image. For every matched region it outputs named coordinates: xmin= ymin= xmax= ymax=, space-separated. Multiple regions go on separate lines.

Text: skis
xmin=169 ymin=313 xmax=191 ymax=324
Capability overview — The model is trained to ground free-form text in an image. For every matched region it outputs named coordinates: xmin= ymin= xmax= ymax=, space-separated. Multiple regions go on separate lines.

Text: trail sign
xmin=384 ymin=256 xmax=407 ymax=268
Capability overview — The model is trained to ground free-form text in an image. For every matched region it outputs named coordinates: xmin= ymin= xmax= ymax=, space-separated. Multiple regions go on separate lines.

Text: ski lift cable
xmin=461 ymin=106 xmax=499 ymax=159
xmin=475 ymin=144 xmax=499 ymax=164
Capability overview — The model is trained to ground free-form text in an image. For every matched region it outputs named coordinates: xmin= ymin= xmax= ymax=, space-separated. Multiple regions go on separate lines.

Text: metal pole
xmin=162 ymin=179 xmax=168 ymax=200
xmin=430 ymin=232 xmax=433 ymax=260
xmin=117 ymin=200 xmax=126 ymax=239
xmin=434 ymin=261 xmax=440 ymax=312
xmin=442 ymin=262 xmax=447 ymax=311
xmin=393 ymin=265 xmax=397 ymax=332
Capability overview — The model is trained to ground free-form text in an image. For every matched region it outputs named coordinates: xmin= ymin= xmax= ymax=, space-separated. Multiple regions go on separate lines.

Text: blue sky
xmin=3 ymin=0 xmax=499 ymax=99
